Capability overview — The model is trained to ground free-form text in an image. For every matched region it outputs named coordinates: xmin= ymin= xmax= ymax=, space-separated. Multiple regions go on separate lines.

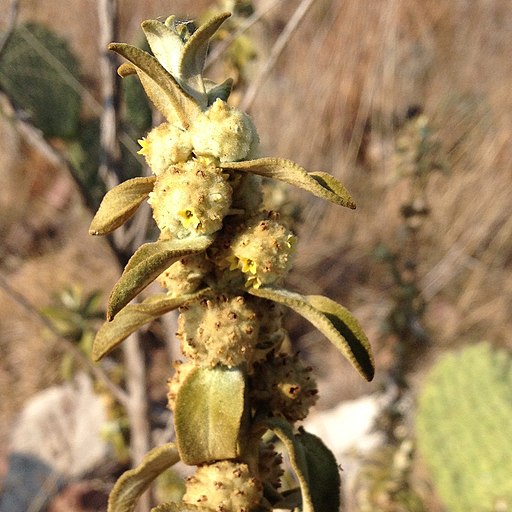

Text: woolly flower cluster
xmin=138 ymin=98 xmax=259 ymax=171
xmin=148 ymin=159 xmax=232 ymax=240
xmin=183 ymin=460 xmax=262 ymax=512
xmin=226 ymin=213 xmax=297 ymax=288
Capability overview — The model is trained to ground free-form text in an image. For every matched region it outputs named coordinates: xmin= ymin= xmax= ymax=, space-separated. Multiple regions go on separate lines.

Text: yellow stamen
xmin=137 ymin=138 xmax=149 ymax=155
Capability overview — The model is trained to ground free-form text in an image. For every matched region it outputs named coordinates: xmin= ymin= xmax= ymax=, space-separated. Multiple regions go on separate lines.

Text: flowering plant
xmin=90 ymin=12 xmax=374 ymax=512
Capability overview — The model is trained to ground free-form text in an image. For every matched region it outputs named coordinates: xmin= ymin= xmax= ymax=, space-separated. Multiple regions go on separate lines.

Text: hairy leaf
xmin=221 ymin=158 xmax=356 ymax=209
xmin=248 ymin=287 xmax=374 ymax=381
xmin=108 ymin=443 xmax=180 ymax=512
xmin=89 ymin=177 xmax=155 ymax=235
xmin=93 ymin=290 xmax=209 ymax=361
xmin=109 ymin=43 xmax=200 ymax=129
xmin=179 ymin=12 xmax=231 ymax=106
xmin=175 ymin=366 xmax=246 ymax=465
xmin=141 ymin=20 xmax=183 ymax=79
xmin=297 ymin=428 xmax=341 ymax=512
xmin=107 ymin=236 xmax=213 ymax=320
xmin=263 ymin=417 xmax=314 ymax=512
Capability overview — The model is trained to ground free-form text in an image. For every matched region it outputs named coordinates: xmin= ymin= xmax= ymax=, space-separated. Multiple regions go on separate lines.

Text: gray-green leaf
xmin=109 ymin=43 xmax=200 ymax=129
xmin=108 ymin=443 xmax=180 ymax=512
xmin=141 ymin=19 xmax=183 ymax=79
xmin=262 ymin=417 xmax=314 ymax=512
xmin=93 ymin=290 xmax=209 ymax=361
xmin=107 ymin=236 xmax=213 ymax=320
xmin=174 ymin=365 xmax=246 ymax=465
xmin=221 ymin=158 xmax=356 ymax=209
xmin=89 ymin=177 xmax=155 ymax=235
xmin=248 ymin=287 xmax=374 ymax=381
xmin=297 ymin=428 xmax=341 ymax=512
xmin=178 ymin=12 xmax=231 ymax=106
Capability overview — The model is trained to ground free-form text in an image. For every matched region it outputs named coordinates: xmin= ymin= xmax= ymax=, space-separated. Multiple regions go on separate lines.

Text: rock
xmin=0 ymin=373 xmax=110 ymax=512
xmin=304 ymin=393 xmax=386 ymax=496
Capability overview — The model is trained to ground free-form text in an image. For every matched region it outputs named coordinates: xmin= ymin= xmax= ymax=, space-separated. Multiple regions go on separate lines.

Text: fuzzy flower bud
xmin=183 ymin=460 xmax=262 ymax=512
xmin=156 ymin=253 xmax=213 ymax=296
xmin=229 ymin=172 xmax=263 ymax=214
xmin=251 ymin=298 xmax=286 ymax=361
xmin=227 ymin=212 xmax=297 ymax=288
xmin=250 ymin=353 xmax=319 ymax=422
xmin=148 ymin=160 xmax=232 ymax=239
xmin=177 ymin=293 xmax=259 ymax=368
xmin=189 ymin=98 xmax=259 ymax=162
xmin=258 ymin=442 xmax=284 ymax=491
xmin=138 ymin=123 xmax=193 ymax=175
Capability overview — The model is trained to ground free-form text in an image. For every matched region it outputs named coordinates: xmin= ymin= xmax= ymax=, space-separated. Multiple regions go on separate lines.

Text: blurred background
xmin=0 ymin=0 xmax=511 ymax=510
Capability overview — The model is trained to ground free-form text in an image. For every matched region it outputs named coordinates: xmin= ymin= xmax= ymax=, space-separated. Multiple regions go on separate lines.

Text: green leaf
xmin=174 ymin=365 xmax=246 ymax=465
xmin=89 ymin=177 xmax=155 ymax=235
xmin=108 ymin=443 xmax=180 ymax=512
xmin=179 ymin=12 xmax=231 ymax=105
xmin=93 ymin=290 xmax=210 ymax=361
xmin=221 ymin=158 xmax=356 ymax=209
xmin=107 ymin=236 xmax=213 ymax=320
xmin=108 ymin=43 xmax=200 ymax=129
xmin=297 ymin=428 xmax=341 ymax=512
xmin=262 ymin=417 xmax=314 ymax=512
xmin=248 ymin=287 xmax=374 ymax=381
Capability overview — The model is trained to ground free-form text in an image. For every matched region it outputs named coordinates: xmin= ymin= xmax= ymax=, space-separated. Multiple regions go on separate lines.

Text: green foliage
xmin=0 ymin=23 xmax=81 ymax=138
xmin=416 ymin=342 xmax=512 ymax=512
xmin=108 ymin=443 xmax=181 ymax=512
xmin=41 ymin=285 xmax=103 ymax=379
xmin=66 ymin=117 xmax=106 ymax=207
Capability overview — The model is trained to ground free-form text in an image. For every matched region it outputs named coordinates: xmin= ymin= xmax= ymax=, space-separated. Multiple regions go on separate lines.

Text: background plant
xmin=416 ymin=342 xmax=512 ymax=512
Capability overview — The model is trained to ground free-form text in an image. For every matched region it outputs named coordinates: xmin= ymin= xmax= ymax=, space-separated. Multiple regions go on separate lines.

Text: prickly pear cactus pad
xmin=89 ymin=11 xmax=374 ymax=512
xmin=416 ymin=342 xmax=512 ymax=512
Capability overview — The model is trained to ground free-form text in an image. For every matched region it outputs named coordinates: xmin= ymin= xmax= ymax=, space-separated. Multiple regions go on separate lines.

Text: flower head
xmin=137 ymin=123 xmax=193 ymax=174
xmin=226 ymin=212 xmax=297 ymax=288
xmin=148 ymin=159 xmax=232 ymax=239
xmin=190 ymin=98 xmax=259 ymax=162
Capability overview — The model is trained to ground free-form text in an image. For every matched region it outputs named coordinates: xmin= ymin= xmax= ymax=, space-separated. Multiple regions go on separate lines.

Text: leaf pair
xmin=93 ymin=283 xmax=374 ymax=384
